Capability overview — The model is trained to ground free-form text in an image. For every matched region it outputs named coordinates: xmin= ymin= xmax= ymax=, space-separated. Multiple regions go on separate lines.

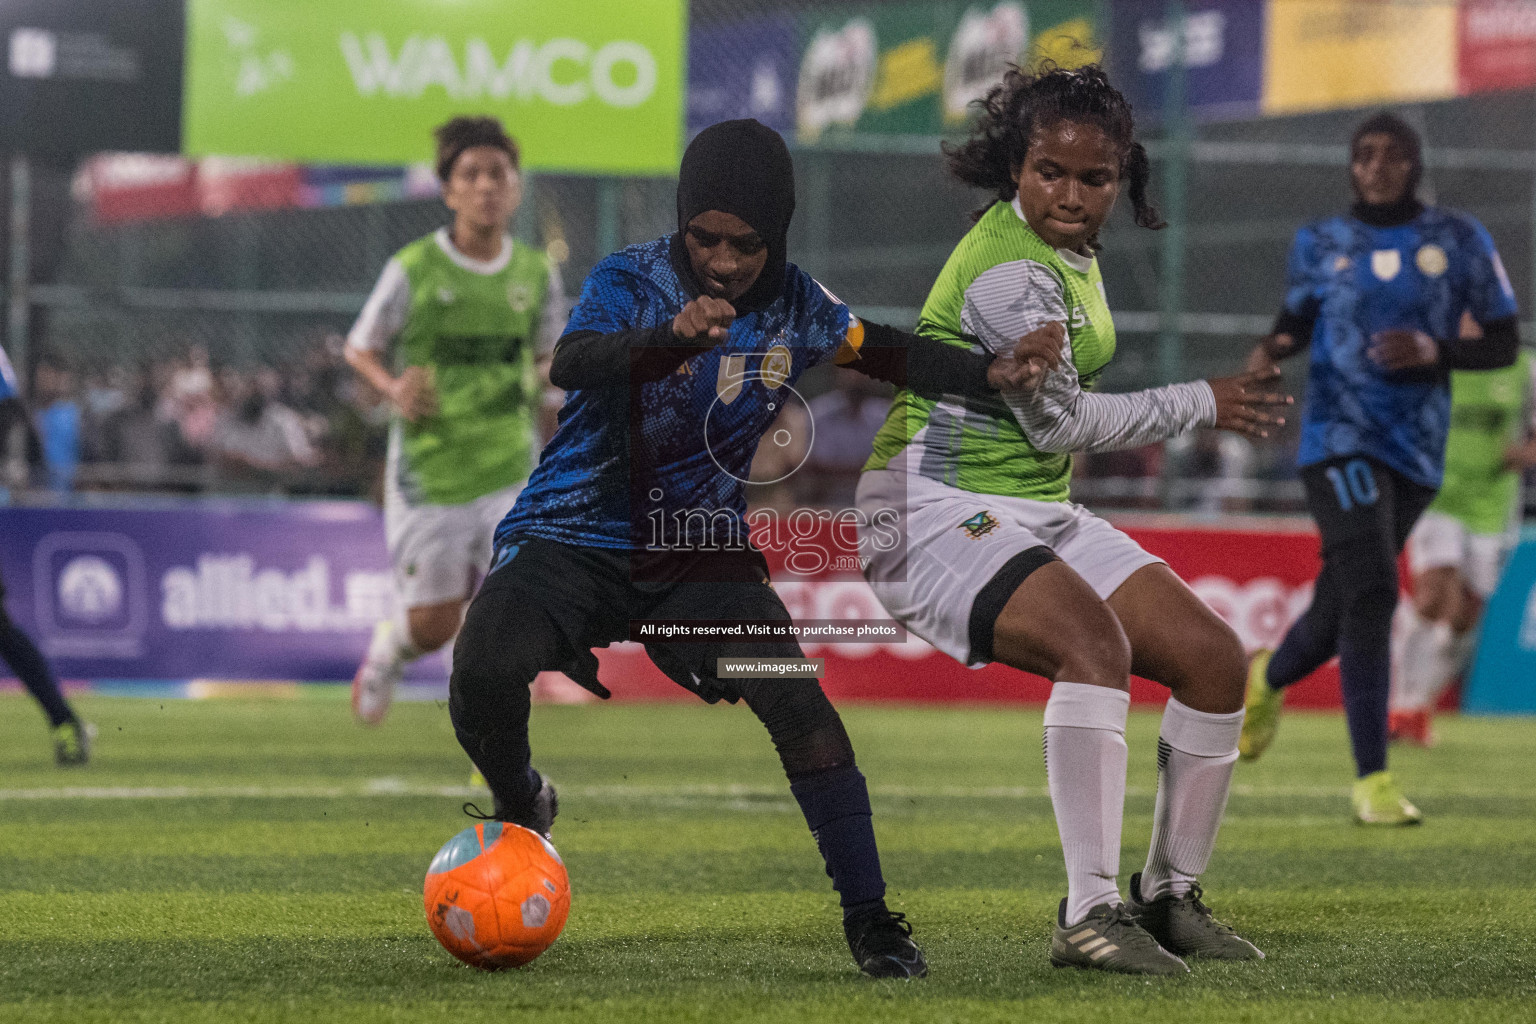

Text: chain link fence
xmin=9 ymin=0 xmax=1534 ymax=513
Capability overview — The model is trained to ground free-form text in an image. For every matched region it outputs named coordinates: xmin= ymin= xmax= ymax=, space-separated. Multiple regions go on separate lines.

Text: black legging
xmin=449 ymin=537 xmax=857 ymax=817
xmin=1268 ymin=456 xmax=1435 ymax=776
xmin=0 ymin=593 xmax=76 ymax=728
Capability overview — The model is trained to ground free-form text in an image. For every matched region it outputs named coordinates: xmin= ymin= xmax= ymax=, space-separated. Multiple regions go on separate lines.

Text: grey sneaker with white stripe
xmin=1049 ymin=899 xmax=1189 ymax=975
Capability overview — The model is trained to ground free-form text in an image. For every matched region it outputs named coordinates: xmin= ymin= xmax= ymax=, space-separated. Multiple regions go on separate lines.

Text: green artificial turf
xmin=1 ymin=693 xmax=1532 ymax=1023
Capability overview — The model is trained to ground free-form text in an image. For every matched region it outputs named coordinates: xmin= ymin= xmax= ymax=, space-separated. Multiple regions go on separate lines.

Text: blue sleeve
xmin=1282 ymin=225 xmax=1323 ymax=317
xmin=1456 ymin=217 xmax=1519 ymax=325
xmin=562 ymin=257 xmax=671 ymax=337
xmin=791 ymin=270 xmax=857 ymax=369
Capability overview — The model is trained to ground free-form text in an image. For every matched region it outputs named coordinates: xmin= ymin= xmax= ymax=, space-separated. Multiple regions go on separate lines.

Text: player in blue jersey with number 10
xmin=1239 ymin=113 xmax=1520 ymax=824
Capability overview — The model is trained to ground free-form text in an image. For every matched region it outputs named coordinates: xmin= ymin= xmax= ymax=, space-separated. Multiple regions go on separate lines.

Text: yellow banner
xmin=1263 ymin=0 xmax=1457 ymax=116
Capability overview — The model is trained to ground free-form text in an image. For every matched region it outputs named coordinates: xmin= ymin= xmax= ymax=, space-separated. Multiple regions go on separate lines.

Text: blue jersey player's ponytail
xmin=943 ymin=63 xmax=1164 ymax=242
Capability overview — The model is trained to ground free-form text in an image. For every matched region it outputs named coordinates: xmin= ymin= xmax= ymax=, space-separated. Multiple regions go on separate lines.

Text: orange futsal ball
xmin=423 ymin=821 xmax=570 ymax=970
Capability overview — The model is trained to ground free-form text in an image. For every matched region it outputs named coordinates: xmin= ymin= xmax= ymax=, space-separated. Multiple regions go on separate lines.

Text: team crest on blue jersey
xmin=958 ymin=511 xmax=999 ymax=539
xmin=717 ymin=354 xmax=748 ymax=403
xmin=1370 ymin=249 xmax=1401 ymax=281
xmin=1416 ymin=244 xmax=1448 ymax=278
xmin=496 ymin=236 xmax=856 ymax=551
xmin=761 ymin=344 xmax=792 ymax=389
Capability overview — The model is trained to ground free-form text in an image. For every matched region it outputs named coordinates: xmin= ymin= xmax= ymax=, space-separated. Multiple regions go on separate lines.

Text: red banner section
xmin=1459 ymin=0 xmax=1536 ymax=94
xmin=75 ymin=154 xmax=400 ymax=224
xmin=77 ymin=154 xmax=200 ymax=224
xmin=587 ymin=516 xmax=1346 ymax=708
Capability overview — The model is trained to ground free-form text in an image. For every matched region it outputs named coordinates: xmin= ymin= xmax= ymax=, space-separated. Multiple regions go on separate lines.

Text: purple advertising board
xmin=1108 ymin=0 xmax=1263 ymax=123
xmin=688 ymin=13 xmax=798 ymax=137
xmin=0 ymin=503 xmax=441 ymax=682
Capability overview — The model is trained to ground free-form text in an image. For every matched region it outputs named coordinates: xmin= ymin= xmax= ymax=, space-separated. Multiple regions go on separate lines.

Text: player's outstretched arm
xmin=1206 ymin=366 xmax=1293 ymax=439
xmin=548 ymin=295 xmax=736 ymax=391
xmin=1002 ymin=327 xmax=1289 ymax=453
xmin=836 ymin=319 xmax=1023 ymax=400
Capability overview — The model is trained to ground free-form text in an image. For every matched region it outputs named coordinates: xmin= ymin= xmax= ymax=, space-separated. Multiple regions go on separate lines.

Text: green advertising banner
xmin=183 ymin=0 xmax=685 ymax=174
xmin=796 ymin=0 xmax=1100 ymax=143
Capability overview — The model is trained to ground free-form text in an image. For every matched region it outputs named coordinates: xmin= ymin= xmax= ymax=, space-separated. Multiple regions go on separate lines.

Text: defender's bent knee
xmin=1169 ymin=621 xmax=1247 ymax=713
xmin=449 ymin=586 xmax=560 ymax=727
xmin=743 ymin=680 xmax=856 ymax=779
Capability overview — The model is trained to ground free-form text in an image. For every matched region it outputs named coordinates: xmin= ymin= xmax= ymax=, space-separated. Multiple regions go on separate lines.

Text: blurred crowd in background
xmin=4 ymin=338 xmax=1300 ymax=517
xmin=5 ymin=339 xmax=388 ymax=500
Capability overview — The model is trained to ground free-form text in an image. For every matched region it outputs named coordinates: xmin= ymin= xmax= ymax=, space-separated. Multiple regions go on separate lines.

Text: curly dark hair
xmin=434 ymin=116 xmax=520 ymax=181
xmin=944 ymin=63 xmax=1164 ymax=236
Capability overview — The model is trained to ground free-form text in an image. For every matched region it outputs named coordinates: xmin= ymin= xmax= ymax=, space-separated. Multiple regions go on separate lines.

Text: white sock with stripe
xmin=1044 ymin=682 xmax=1130 ymax=926
xmin=1139 ymin=698 xmax=1244 ymax=900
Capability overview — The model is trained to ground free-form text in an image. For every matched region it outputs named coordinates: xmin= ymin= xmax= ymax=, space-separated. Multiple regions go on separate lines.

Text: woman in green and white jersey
xmin=1391 ymin=348 xmax=1536 ymax=743
xmin=857 ymin=66 xmax=1286 ymax=973
xmin=345 ymin=116 xmax=566 ymax=725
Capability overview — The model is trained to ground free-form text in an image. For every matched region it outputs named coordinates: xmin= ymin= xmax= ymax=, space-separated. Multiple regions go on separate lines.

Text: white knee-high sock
xmin=1044 ymin=682 xmax=1131 ymax=926
xmin=1140 ymin=698 xmax=1244 ymax=900
xmin=1393 ymin=607 xmax=1451 ymax=712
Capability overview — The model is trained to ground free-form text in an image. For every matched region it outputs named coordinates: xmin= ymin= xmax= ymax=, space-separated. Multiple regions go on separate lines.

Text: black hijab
xmin=1349 ymin=111 xmax=1425 ymax=227
xmin=670 ymin=119 xmax=796 ymax=313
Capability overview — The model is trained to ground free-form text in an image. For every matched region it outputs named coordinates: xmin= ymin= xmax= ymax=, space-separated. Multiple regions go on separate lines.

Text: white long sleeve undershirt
xmin=962 ymin=257 xmax=1216 ymax=454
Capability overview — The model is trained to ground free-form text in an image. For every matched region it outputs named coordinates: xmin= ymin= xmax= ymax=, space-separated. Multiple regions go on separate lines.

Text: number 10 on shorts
xmin=1325 ymin=459 xmax=1380 ymax=511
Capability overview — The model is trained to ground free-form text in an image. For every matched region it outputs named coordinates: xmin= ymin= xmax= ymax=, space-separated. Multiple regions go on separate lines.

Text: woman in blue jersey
xmin=1239 ymin=113 xmax=1520 ymax=824
xmin=448 ymin=119 xmax=1040 ymax=979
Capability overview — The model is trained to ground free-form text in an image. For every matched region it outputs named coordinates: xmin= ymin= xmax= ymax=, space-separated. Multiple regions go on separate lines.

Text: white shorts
xmin=855 ymin=469 xmax=1163 ymax=666
xmin=384 ymin=482 xmax=524 ymax=609
xmin=1405 ymin=510 xmax=1514 ymax=599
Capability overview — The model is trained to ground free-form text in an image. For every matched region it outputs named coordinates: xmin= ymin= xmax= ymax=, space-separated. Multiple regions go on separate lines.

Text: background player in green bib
xmin=1391 ymin=345 xmax=1536 ymax=745
xmin=345 ymin=117 xmax=566 ymax=725
xmin=857 ymin=66 xmax=1287 ymax=975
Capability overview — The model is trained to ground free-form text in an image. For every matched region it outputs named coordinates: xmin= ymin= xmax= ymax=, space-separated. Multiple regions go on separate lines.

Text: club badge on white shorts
xmin=958 ymin=511 xmax=999 ymax=539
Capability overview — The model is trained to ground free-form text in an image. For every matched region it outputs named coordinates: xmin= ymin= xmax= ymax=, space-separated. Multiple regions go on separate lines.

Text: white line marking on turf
xmin=0 ymin=780 xmax=1528 ymax=802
